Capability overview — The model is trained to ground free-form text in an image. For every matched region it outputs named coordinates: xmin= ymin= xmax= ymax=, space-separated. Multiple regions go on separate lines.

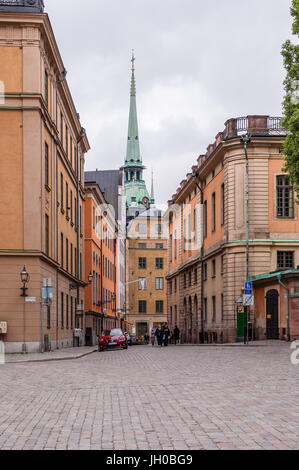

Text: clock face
xmin=142 ymin=197 xmax=149 ymax=206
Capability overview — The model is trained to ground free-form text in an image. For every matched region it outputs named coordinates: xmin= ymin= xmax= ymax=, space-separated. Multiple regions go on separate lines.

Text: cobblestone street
xmin=0 ymin=342 xmax=298 ymax=450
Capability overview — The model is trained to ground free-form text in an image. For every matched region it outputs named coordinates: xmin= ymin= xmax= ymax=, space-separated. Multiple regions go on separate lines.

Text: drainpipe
xmin=192 ymin=172 xmax=204 ymax=343
xmin=241 ymin=135 xmax=251 ymax=282
xmin=277 ymin=274 xmax=290 ymax=342
xmin=241 ymin=135 xmax=251 ymax=345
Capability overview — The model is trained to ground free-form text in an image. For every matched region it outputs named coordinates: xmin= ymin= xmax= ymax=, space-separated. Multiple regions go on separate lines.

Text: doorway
xmin=266 ymin=290 xmax=279 ymax=340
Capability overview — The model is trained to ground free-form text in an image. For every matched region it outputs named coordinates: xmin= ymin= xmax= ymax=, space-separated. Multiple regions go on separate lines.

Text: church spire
xmin=125 ymin=50 xmax=142 ymax=166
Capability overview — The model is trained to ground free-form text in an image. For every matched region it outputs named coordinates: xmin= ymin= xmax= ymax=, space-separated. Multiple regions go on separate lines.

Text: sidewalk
xmin=5 ymin=346 xmax=98 ymax=364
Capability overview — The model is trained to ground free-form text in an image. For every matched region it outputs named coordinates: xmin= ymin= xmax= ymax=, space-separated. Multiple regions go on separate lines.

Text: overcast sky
xmin=46 ymin=0 xmax=292 ymax=205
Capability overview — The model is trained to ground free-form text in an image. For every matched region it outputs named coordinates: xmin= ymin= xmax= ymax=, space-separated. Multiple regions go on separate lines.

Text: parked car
xmin=125 ymin=332 xmax=132 ymax=346
xmin=98 ymin=329 xmax=128 ymax=352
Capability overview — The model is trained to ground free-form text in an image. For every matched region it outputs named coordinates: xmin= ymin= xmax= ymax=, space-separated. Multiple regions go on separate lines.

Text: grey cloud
xmin=46 ymin=0 xmax=292 ymax=203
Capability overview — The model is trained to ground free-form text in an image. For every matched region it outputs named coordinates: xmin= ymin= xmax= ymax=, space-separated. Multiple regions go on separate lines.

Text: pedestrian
xmin=155 ymin=325 xmax=163 ymax=347
xmin=144 ymin=334 xmax=149 ymax=345
xmin=174 ymin=325 xmax=180 ymax=345
xmin=151 ymin=326 xmax=157 ymax=347
xmin=162 ymin=324 xmax=171 ymax=347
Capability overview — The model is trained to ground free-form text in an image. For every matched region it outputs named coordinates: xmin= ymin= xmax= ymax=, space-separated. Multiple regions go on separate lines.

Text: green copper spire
xmin=124 ymin=51 xmax=151 ymax=220
xmin=125 ymin=50 xmax=143 ymax=167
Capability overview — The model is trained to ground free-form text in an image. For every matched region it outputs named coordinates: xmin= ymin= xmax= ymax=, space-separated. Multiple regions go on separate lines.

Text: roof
xmin=250 ymin=269 xmax=299 ymax=284
xmin=85 ymin=170 xmax=123 ymax=219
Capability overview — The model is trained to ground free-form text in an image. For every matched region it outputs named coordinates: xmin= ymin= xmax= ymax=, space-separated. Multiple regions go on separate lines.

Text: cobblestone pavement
xmin=0 ymin=342 xmax=298 ymax=450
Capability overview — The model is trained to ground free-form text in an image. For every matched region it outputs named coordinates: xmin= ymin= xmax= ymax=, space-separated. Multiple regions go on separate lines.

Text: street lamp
xmin=20 ymin=266 xmax=30 ymax=297
xmin=88 ymin=272 xmax=93 ymax=284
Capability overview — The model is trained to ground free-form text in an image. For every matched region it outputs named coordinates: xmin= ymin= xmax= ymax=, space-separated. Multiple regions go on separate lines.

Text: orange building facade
xmin=0 ymin=10 xmax=89 ymax=352
xmin=84 ymin=182 xmax=119 ymax=346
xmin=166 ymin=116 xmax=299 ymax=343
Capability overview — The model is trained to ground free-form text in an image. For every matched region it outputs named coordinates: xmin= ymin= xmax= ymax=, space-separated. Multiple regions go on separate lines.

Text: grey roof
xmin=85 ymin=170 xmax=122 ymax=219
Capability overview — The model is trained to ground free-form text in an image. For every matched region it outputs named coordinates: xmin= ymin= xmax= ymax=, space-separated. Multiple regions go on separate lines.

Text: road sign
xmin=245 ymin=282 xmax=253 ymax=295
xmin=243 ymin=294 xmax=254 ymax=307
xmin=25 ymin=297 xmax=36 ymax=303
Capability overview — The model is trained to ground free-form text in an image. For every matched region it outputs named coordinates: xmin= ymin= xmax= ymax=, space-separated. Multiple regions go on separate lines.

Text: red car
xmin=98 ymin=329 xmax=128 ymax=352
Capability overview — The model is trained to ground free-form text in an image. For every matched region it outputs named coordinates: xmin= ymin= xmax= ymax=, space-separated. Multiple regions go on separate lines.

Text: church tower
xmin=124 ymin=51 xmax=153 ymax=222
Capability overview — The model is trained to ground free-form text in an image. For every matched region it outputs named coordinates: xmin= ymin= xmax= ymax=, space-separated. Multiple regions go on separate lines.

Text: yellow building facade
xmin=126 ymin=209 xmax=168 ymax=338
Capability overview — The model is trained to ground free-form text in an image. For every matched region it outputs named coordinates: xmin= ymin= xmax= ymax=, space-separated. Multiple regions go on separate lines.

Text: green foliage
xmin=282 ymin=0 xmax=299 ymax=199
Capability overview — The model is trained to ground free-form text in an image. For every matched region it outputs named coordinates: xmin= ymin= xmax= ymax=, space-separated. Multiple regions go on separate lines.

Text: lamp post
xmin=20 ymin=266 xmax=30 ymax=297
xmin=20 ymin=266 xmax=30 ymax=353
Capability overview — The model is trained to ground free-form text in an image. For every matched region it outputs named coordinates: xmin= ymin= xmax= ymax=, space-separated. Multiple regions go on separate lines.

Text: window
xmin=45 ymin=214 xmax=49 ymax=256
xmin=194 ymin=268 xmax=198 ymax=285
xmin=139 ymin=257 xmax=146 ymax=269
xmin=212 ymin=192 xmax=216 ymax=232
xmin=45 ymin=69 xmax=49 ymax=109
xmin=45 ymin=142 xmax=49 ymax=187
xmin=60 ymin=113 xmax=63 ymax=143
xmin=204 ymin=263 xmax=207 ymax=281
xmin=156 ymin=301 xmax=164 ymax=314
xmin=277 ymin=175 xmax=294 ymax=218
xmin=194 ymin=207 xmax=197 ymax=245
xmin=212 ymin=296 xmax=216 ymax=322
xmin=139 ymin=243 xmax=147 ymax=249
xmin=138 ymin=278 xmax=147 ymax=290
xmin=65 ymin=125 xmax=68 ymax=156
xmin=212 ymin=259 xmax=216 ymax=278
xmin=139 ymin=300 xmax=147 ymax=314
xmin=156 ymin=278 xmax=164 ymax=290
xmin=66 ymin=294 xmax=69 ymax=330
xmin=70 ymin=190 xmax=73 ymax=223
xmin=156 ymin=258 xmax=164 ymax=269
xmin=61 ymin=292 xmax=64 ymax=328
xmin=169 ymin=280 xmax=173 ymax=295
xmin=70 ymin=136 xmax=73 ymax=167
xmin=174 ymin=278 xmax=177 ymax=293
xmin=189 ymin=271 xmax=192 ymax=287
xmin=61 ymin=233 xmax=64 ymax=268
xmin=156 ymin=243 xmax=164 ymax=249
xmin=66 ymin=239 xmax=69 ymax=272
xmin=204 ymin=201 xmax=208 ymax=238
xmin=139 ymin=224 xmax=146 ymax=234
xmin=277 ymin=251 xmax=294 ymax=270
xmin=60 ymin=173 xmax=64 ymax=210
xmin=66 ymin=182 xmax=69 ymax=218
xmin=169 ymin=235 xmax=173 ymax=263
xmin=221 ymin=184 xmax=225 ymax=226
xmin=174 ymin=230 xmax=177 ymax=259
xmin=204 ymin=298 xmax=207 ymax=322
xmin=156 ymin=224 xmax=163 ymax=234
xmin=184 ymin=274 xmax=187 ymax=289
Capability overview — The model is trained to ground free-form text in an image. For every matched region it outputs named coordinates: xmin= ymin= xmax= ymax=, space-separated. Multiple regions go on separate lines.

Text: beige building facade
xmin=126 ymin=209 xmax=168 ymax=337
xmin=166 ymin=116 xmax=299 ymax=344
xmin=0 ymin=9 xmax=89 ymax=352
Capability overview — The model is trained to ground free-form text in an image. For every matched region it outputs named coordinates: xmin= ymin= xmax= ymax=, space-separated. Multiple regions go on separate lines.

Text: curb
xmin=5 ymin=348 xmax=98 ymax=365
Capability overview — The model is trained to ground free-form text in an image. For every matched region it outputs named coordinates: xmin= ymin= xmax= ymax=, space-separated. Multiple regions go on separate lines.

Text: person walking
xmin=174 ymin=325 xmax=180 ymax=345
xmin=162 ymin=324 xmax=171 ymax=347
xmin=155 ymin=325 xmax=163 ymax=347
xmin=151 ymin=326 xmax=157 ymax=347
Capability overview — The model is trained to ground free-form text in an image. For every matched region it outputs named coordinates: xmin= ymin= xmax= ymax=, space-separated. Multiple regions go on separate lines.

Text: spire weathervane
xmin=131 ymin=49 xmax=135 ymax=72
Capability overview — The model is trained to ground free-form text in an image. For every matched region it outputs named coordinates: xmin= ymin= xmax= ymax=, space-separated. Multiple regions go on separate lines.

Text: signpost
xmin=243 ymin=282 xmax=254 ymax=344
xmin=40 ymin=279 xmax=54 ymax=353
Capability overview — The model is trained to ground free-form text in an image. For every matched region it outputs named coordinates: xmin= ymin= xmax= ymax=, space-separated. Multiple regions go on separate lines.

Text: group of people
xmin=150 ymin=324 xmax=181 ymax=347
